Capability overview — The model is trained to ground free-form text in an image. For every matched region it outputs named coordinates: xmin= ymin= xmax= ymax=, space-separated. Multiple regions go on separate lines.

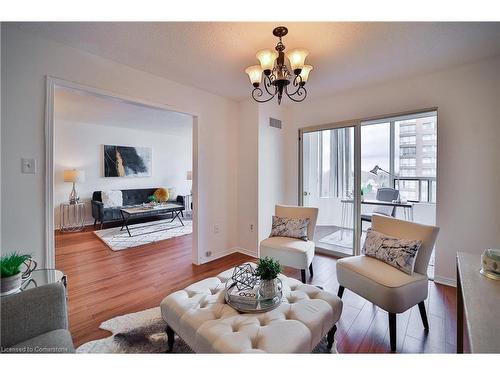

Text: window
xmin=400 ymin=168 xmax=416 ymax=177
xmin=422 ymin=122 xmax=436 ymax=130
xmin=422 ymin=157 xmax=436 ymax=165
xmin=400 ymin=136 xmax=416 ymax=145
xmin=320 ymin=131 xmax=331 ymax=197
xmin=400 ymin=158 xmax=416 ymax=167
xmin=400 ymin=147 xmax=416 ymax=157
xmin=400 ymin=123 xmax=416 ymax=133
xmin=422 ymin=145 xmax=437 ymax=154
xmin=319 ymin=128 xmax=353 ymax=198
xmin=422 ymin=134 xmax=437 ymax=142
xmin=422 ymin=168 xmax=436 ymax=176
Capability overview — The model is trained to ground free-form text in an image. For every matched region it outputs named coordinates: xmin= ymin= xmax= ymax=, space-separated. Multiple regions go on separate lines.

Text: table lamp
xmin=64 ymin=169 xmax=85 ymax=204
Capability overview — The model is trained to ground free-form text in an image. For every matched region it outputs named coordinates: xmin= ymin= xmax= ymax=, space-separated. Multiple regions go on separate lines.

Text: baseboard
xmin=433 ymin=275 xmax=456 ymax=287
xmin=235 ymin=247 xmax=258 ymax=258
xmin=198 ymin=247 xmax=235 ymax=264
xmin=198 ymin=247 xmax=258 ymax=265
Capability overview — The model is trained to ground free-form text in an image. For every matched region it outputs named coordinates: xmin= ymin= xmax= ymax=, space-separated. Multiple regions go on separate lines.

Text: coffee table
xmin=160 ymin=264 xmax=343 ymax=353
xmin=120 ymin=203 xmax=184 ymax=237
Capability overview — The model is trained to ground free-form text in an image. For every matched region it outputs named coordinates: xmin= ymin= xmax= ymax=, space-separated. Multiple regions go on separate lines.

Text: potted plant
xmin=256 ymin=257 xmax=282 ymax=299
xmin=1 ymin=252 xmax=31 ymax=295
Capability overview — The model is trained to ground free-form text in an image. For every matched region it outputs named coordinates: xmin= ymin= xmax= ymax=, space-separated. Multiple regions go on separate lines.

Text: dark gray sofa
xmin=91 ymin=188 xmax=185 ymax=229
xmin=1 ymin=283 xmax=74 ymax=353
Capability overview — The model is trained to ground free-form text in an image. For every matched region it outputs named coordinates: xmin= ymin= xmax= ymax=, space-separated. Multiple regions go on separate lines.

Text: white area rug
xmin=94 ymin=219 xmax=192 ymax=251
xmin=76 ymin=307 xmax=337 ymax=353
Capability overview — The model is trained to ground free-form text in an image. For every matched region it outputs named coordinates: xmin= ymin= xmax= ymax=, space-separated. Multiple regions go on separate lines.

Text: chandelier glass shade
xmin=245 ymin=26 xmax=312 ymax=105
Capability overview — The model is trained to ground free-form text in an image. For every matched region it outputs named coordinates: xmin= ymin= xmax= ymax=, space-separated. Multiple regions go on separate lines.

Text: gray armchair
xmin=1 ymin=283 xmax=74 ymax=353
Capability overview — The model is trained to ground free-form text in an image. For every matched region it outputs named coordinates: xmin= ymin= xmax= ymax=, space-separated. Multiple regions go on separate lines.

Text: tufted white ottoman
xmin=160 ymin=265 xmax=343 ymax=353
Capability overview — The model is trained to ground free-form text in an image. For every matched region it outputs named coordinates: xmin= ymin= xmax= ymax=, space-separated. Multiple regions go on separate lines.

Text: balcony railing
xmin=394 ymin=177 xmax=436 ymax=203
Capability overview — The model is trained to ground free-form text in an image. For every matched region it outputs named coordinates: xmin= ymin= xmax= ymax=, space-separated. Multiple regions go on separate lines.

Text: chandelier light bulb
xmin=299 ymin=65 xmax=313 ymax=85
xmin=285 ymin=48 xmax=309 ymax=74
xmin=245 ymin=65 xmax=263 ymax=87
xmin=256 ymin=49 xmax=278 ymax=74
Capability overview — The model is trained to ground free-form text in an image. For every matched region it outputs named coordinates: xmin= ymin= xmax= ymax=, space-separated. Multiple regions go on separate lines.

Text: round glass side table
xmin=60 ymin=202 xmax=85 ymax=232
xmin=20 ymin=269 xmax=67 ymax=291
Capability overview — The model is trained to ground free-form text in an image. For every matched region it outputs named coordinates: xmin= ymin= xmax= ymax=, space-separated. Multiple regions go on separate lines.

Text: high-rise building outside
xmin=397 ymin=115 xmax=437 ymax=202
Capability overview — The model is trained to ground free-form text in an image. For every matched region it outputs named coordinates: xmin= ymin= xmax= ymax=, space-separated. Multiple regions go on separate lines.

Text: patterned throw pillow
xmin=362 ymin=228 xmax=422 ymax=275
xmin=270 ymin=216 xmax=310 ymax=241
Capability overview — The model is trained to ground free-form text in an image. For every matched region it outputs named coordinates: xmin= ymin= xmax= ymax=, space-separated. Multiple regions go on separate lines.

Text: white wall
xmin=258 ymin=103 xmax=291 ymax=243
xmin=1 ymin=25 xmax=238 ymax=265
xmin=54 ymin=119 xmax=192 ymax=227
xmin=235 ymin=100 xmax=293 ymax=256
xmin=236 ymin=100 xmax=259 ymax=255
xmin=283 ymin=56 xmax=500 ymax=285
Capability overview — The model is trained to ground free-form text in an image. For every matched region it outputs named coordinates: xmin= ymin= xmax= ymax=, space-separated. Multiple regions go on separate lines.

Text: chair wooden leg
xmin=337 ymin=285 xmax=345 ymax=299
xmin=166 ymin=325 xmax=175 ymax=352
xmin=327 ymin=325 xmax=337 ymax=349
xmin=309 ymin=263 xmax=314 ymax=277
xmin=418 ymin=301 xmax=429 ymax=331
xmin=93 ymin=219 xmax=97 ymax=228
xmin=389 ymin=312 xmax=397 ymax=352
xmin=301 ymin=269 xmax=306 ymax=283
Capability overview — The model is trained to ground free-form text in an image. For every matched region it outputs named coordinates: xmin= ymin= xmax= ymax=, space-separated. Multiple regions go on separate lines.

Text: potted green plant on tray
xmin=256 ymin=256 xmax=282 ymax=299
xmin=1 ymin=252 xmax=31 ymax=296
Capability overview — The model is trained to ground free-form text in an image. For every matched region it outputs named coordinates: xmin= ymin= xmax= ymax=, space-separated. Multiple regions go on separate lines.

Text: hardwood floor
xmin=55 ymin=227 xmax=457 ymax=352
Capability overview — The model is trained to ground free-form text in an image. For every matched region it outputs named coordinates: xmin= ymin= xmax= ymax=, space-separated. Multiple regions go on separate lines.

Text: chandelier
xmin=245 ymin=26 xmax=312 ymax=105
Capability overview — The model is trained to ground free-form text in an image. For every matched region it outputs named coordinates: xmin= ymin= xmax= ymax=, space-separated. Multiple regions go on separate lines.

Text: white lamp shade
xmin=285 ymin=48 xmax=309 ymax=72
xmin=299 ymin=65 xmax=313 ymax=83
xmin=256 ymin=49 xmax=278 ymax=71
xmin=186 ymin=171 xmax=192 ymax=180
xmin=64 ymin=169 xmax=85 ymax=183
xmin=245 ymin=65 xmax=263 ymax=85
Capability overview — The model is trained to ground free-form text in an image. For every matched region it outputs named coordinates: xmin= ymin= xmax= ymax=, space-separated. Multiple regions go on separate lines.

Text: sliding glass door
xmin=300 ymin=109 xmax=437 ymax=263
xmin=300 ymin=124 xmax=359 ymax=257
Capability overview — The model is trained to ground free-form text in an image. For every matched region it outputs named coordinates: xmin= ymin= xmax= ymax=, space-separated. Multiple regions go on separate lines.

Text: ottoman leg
xmin=166 ymin=325 xmax=175 ymax=352
xmin=327 ymin=325 xmax=337 ymax=349
xmin=301 ymin=269 xmax=306 ymax=283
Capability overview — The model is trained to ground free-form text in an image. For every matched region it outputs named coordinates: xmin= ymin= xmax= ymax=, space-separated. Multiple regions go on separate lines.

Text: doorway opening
xmin=45 ymin=77 xmax=199 ymax=268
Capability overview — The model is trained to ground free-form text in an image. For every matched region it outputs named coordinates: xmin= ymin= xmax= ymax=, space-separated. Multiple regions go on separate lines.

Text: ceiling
xmin=55 ymin=86 xmax=193 ymax=137
xmin=16 ymin=22 xmax=500 ymax=101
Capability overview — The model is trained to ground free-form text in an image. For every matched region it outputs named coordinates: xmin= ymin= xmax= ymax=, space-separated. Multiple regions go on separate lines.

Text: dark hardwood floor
xmin=55 ymin=227 xmax=456 ymax=352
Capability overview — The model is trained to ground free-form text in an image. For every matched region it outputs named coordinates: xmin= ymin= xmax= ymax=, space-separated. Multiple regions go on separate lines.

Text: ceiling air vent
xmin=269 ymin=117 xmax=282 ymax=129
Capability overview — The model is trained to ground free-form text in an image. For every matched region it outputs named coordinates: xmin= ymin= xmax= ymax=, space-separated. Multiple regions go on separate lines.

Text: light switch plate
xmin=22 ymin=158 xmax=36 ymax=174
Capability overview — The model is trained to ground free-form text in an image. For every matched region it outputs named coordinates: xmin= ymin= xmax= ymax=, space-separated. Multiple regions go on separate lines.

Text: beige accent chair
xmin=336 ymin=214 xmax=439 ymax=352
xmin=260 ymin=205 xmax=319 ymax=283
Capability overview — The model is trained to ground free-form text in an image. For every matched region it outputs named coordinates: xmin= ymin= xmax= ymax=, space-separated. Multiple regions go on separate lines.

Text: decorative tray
xmin=223 ymin=263 xmax=283 ymax=313
xmin=224 ymin=278 xmax=282 ymax=313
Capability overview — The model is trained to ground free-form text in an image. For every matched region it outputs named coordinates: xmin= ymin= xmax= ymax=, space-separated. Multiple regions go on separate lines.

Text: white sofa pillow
xmin=102 ymin=190 xmax=123 ymax=208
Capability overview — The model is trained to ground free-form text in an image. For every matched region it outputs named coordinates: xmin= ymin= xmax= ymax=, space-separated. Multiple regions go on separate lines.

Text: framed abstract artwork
xmin=103 ymin=145 xmax=152 ymax=177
